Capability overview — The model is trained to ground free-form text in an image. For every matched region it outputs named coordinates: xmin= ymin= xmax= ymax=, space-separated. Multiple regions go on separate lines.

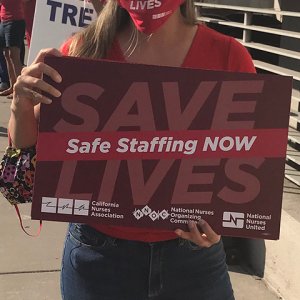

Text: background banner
xmin=31 ymin=56 xmax=292 ymax=240
xmin=28 ymin=0 xmax=97 ymax=65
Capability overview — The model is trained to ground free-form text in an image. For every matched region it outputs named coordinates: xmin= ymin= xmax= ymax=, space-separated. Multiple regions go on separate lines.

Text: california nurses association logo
xmin=41 ymin=197 xmax=90 ymax=216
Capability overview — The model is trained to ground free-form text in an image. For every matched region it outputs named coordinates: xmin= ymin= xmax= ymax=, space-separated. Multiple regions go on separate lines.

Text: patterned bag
xmin=0 ymin=146 xmax=42 ymax=236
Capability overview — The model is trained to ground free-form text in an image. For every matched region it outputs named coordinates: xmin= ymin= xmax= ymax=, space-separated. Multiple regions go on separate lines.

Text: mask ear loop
xmin=14 ymin=205 xmax=42 ymax=237
xmin=7 ymin=133 xmax=42 ymax=237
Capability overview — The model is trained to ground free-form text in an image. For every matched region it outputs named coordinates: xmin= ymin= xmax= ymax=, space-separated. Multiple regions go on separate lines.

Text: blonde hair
xmin=69 ymin=0 xmax=197 ymax=59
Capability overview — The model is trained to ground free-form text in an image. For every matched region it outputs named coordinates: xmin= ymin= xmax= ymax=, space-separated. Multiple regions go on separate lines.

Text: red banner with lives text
xmin=31 ymin=56 xmax=292 ymax=240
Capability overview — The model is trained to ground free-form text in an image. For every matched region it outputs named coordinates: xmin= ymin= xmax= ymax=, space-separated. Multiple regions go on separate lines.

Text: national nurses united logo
xmin=41 ymin=197 xmax=90 ymax=216
xmin=222 ymin=212 xmax=245 ymax=229
xmin=133 ymin=205 xmax=169 ymax=221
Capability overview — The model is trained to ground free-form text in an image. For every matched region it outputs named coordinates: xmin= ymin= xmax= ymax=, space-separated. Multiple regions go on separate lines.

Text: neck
xmin=117 ymin=7 xmax=198 ymax=67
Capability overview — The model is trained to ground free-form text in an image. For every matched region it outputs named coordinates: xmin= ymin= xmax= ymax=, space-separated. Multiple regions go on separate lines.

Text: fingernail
xmin=175 ymin=230 xmax=182 ymax=236
xmin=199 ymin=219 xmax=205 ymax=226
xmin=55 ymin=90 xmax=61 ymax=97
xmin=188 ymin=220 xmax=195 ymax=229
xmin=55 ymin=75 xmax=62 ymax=83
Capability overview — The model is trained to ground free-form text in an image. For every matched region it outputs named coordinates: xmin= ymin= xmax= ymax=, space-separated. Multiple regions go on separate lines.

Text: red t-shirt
xmin=0 ymin=0 xmax=25 ymax=22
xmin=60 ymin=24 xmax=256 ymax=242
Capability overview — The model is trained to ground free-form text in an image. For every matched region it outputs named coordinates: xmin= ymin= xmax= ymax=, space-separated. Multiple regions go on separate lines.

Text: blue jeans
xmin=61 ymin=223 xmax=235 ymax=300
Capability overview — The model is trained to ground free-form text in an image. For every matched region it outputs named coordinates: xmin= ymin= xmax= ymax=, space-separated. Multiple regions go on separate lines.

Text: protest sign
xmin=28 ymin=0 xmax=97 ymax=65
xmin=31 ymin=56 xmax=292 ymax=240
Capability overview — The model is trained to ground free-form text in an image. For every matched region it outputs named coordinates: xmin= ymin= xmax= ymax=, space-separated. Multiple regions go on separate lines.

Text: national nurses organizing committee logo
xmin=222 ymin=212 xmax=245 ymax=229
xmin=41 ymin=197 xmax=90 ymax=216
xmin=133 ymin=205 xmax=169 ymax=221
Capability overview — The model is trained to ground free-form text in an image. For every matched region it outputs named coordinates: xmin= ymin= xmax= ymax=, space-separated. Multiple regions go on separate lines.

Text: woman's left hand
xmin=175 ymin=219 xmax=221 ymax=247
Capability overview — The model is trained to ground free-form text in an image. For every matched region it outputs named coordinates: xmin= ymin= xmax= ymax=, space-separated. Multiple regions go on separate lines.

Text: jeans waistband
xmin=71 ymin=223 xmax=185 ymax=247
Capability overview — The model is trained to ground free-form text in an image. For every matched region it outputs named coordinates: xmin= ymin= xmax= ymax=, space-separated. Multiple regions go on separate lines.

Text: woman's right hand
xmin=12 ymin=48 xmax=63 ymax=113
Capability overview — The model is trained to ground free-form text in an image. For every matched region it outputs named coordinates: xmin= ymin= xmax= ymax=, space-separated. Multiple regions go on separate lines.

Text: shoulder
xmin=195 ymin=25 xmax=256 ymax=73
xmin=198 ymin=24 xmax=233 ymax=49
xmin=227 ymin=37 xmax=256 ymax=73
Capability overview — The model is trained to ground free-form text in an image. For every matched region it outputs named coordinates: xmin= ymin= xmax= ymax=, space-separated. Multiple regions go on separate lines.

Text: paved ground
xmin=0 ymin=93 xmax=285 ymax=299
xmin=0 ymin=197 xmax=282 ymax=300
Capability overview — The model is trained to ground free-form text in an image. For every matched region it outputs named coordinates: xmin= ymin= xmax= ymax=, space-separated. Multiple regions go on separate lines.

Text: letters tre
xmin=47 ymin=0 xmax=94 ymax=28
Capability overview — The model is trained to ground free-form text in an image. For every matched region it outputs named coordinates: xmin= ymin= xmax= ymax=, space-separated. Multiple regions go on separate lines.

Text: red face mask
xmin=117 ymin=0 xmax=186 ymax=34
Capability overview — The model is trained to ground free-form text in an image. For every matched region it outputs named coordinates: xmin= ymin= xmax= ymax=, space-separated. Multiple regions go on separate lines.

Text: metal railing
xmin=194 ymin=2 xmax=300 ymax=185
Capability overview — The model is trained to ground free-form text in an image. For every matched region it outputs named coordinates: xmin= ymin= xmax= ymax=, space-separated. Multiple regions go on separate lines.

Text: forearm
xmin=7 ymin=48 xmax=63 ymax=150
xmin=9 ymin=103 xmax=38 ymax=149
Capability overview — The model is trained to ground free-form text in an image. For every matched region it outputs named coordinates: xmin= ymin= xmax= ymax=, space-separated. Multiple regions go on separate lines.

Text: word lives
xmin=130 ymin=0 xmax=161 ymax=10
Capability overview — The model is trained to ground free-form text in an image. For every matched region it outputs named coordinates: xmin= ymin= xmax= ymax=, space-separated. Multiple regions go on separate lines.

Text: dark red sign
xmin=31 ymin=56 xmax=292 ymax=240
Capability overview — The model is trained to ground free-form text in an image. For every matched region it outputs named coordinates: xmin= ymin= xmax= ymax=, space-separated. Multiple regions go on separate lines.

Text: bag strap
xmin=14 ymin=205 xmax=42 ymax=237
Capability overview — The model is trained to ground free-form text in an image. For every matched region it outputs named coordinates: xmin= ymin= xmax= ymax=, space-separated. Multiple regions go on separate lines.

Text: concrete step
xmin=285 ymin=163 xmax=300 ymax=186
xmin=291 ymin=89 xmax=300 ymax=113
xmin=231 ymin=179 xmax=300 ymax=300
xmin=198 ymin=16 xmax=300 ymax=40
xmin=238 ymin=39 xmax=300 ymax=60
xmin=195 ymin=2 xmax=300 ymax=18
xmin=253 ymin=60 xmax=300 ymax=81
xmin=286 ymin=144 xmax=300 ymax=172
xmin=288 ymin=126 xmax=300 ymax=151
xmin=285 ymin=142 xmax=300 ymax=187
xmin=289 ymin=110 xmax=300 ymax=131
xmin=264 ymin=209 xmax=300 ymax=300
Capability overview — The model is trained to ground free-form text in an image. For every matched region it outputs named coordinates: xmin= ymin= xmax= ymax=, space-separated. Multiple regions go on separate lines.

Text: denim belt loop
xmin=178 ymin=237 xmax=186 ymax=246
xmin=107 ymin=236 xmax=117 ymax=246
xmin=148 ymin=242 xmax=163 ymax=298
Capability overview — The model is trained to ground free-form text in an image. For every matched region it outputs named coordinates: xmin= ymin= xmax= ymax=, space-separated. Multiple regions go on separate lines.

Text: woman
xmin=23 ymin=0 xmax=36 ymax=48
xmin=0 ymin=0 xmax=25 ymax=98
xmin=9 ymin=0 xmax=255 ymax=299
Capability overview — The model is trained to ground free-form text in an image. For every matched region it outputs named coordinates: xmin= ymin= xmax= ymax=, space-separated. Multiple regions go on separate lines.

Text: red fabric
xmin=60 ymin=24 xmax=256 ymax=242
xmin=117 ymin=0 xmax=185 ymax=34
xmin=38 ymin=129 xmax=287 ymax=161
xmin=15 ymin=206 xmax=42 ymax=237
xmin=0 ymin=0 xmax=25 ymax=22
xmin=23 ymin=0 xmax=36 ymax=48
